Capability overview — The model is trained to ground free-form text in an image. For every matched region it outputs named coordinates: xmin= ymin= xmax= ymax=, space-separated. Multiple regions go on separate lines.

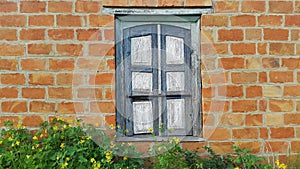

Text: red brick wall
xmin=0 ymin=0 xmax=299 ymax=159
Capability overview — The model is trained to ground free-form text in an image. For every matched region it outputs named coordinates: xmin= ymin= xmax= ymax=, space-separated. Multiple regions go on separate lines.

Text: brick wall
xmin=0 ymin=0 xmax=299 ymax=159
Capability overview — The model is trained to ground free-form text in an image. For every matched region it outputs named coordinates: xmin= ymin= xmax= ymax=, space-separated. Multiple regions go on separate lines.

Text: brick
xmin=182 ymin=142 xmax=207 ymax=152
xmin=0 ymin=15 xmax=26 ymax=27
xmin=107 ymin=58 xmax=115 ymax=70
xmin=2 ymin=101 xmax=27 ymax=113
xmin=129 ymin=0 xmax=156 ymax=6
xmin=89 ymin=15 xmax=114 ymax=27
xmin=57 ymin=102 xmax=84 ymax=114
xmin=297 ymin=44 xmax=300 ymax=55
xmin=201 ymin=43 xmax=228 ymax=56
xmin=49 ymin=59 xmax=74 ymax=71
xmin=48 ymin=29 xmax=74 ymax=40
xmin=297 ymin=72 xmax=300 ymax=83
xmin=90 ymin=101 xmax=115 ymax=113
xmin=269 ymin=1 xmax=293 ymax=13
xmin=231 ymin=43 xmax=256 ymax=55
xmin=270 ymin=127 xmax=294 ymax=139
xmin=266 ymin=114 xmax=283 ymax=126
xmin=88 ymin=43 xmax=115 ymax=56
xmin=1 ymin=73 xmax=25 ymax=85
xmin=262 ymin=57 xmax=279 ymax=68
xmin=203 ymin=101 xmax=229 ymax=113
xmin=201 ymin=57 xmax=216 ymax=70
xmin=296 ymin=127 xmax=300 ymax=138
xmin=158 ymin=0 xmax=183 ymax=6
xmin=214 ymin=1 xmax=239 ymax=13
xmin=241 ymin=1 xmax=265 ymax=13
xmin=0 ymin=59 xmax=18 ymax=70
xmin=30 ymin=101 xmax=55 ymax=113
xmin=263 ymin=85 xmax=282 ymax=97
xmin=0 ymin=116 xmax=19 ymax=127
xmin=269 ymin=100 xmax=293 ymax=112
xmin=219 ymin=113 xmax=244 ymax=126
xmin=20 ymin=1 xmax=46 ymax=13
xmin=76 ymin=29 xmax=101 ymax=41
xmin=246 ymin=114 xmax=262 ymax=126
xmin=0 ymin=29 xmax=17 ymax=41
xmin=259 ymin=100 xmax=267 ymax=112
xmin=56 ymin=44 xmax=83 ymax=56
xmin=282 ymin=58 xmax=300 ymax=70
xmin=296 ymin=1 xmax=300 ymax=12
xmin=230 ymin=15 xmax=256 ymax=27
xmin=284 ymin=85 xmax=300 ymax=97
xmin=291 ymin=141 xmax=300 ymax=152
xmin=231 ymin=72 xmax=257 ymax=84
xmin=233 ymin=128 xmax=258 ymax=139
xmin=285 ymin=15 xmax=300 ymax=27
xmin=246 ymin=57 xmax=261 ymax=70
xmin=203 ymin=113 xmax=215 ymax=126
xmin=102 ymin=0 xmax=128 ymax=6
xmin=22 ymin=116 xmax=45 ymax=127
xmin=21 ymin=59 xmax=46 ymax=71
xmin=260 ymin=128 xmax=268 ymax=139
xmin=104 ymin=29 xmax=114 ymax=41
xmin=0 ymin=44 xmax=24 ymax=56
xmin=105 ymin=88 xmax=115 ymax=99
xmin=259 ymin=72 xmax=267 ymax=83
xmin=29 ymin=73 xmax=54 ymax=85
xmin=245 ymin=28 xmax=262 ymax=40
xmin=89 ymin=73 xmax=115 ymax=85
xmin=258 ymin=15 xmax=282 ymax=26
xmin=22 ymin=88 xmax=45 ymax=99
xmin=77 ymin=88 xmax=102 ymax=99
xmin=202 ymin=87 xmax=215 ymax=98
xmin=264 ymin=29 xmax=288 ymax=40
xmin=246 ymin=86 xmax=262 ymax=98
xmin=0 ymin=87 xmax=18 ymax=98
xmin=201 ymin=15 xmax=228 ymax=27
xmin=56 ymin=73 xmax=83 ymax=85
xmin=218 ymin=29 xmax=243 ymax=41
xmin=105 ymin=115 xmax=116 ymax=126
xmin=48 ymin=1 xmax=73 ymax=13
xmin=28 ymin=15 xmax=54 ymax=26
xmin=185 ymin=0 xmax=212 ymax=7
xmin=75 ymin=1 xmax=99 ymax=13
xmin=201 ymin=29 xmax=214 ymax=42
xmin=270 ymin=43 xmax=294 ymax=55
xmin=203 ymin=128 xmax=230 ymax=140
xmin=270 ymin=71 xmax=293 ymax=83
xmin=57 ymin=15 xmax=82 ymax=27
xmin=285 ymin=114 xmax=300 ymax=125
xmin=218 ymin=85 xmax=243 ymax=98
xmin=20 ymin=29 xmax=45 ymax=40
xmin=48 ymin=87 xmax=73 ymax=99
xmin=232 ymin=100 xmax=257 ymax=112
xmin=291 ymin=30 xmax=300 ymax=41
xmin=78 ymin=116 xmax=103 ymax=127
xmin=218 ymin=57 xmax=244 ymax=69
xmin=202 ymin=72 xmax=228 ymax=84
xmin=258 ymin=43 xmax=267 ymax=55
xmin=28 ymin=44 xmax=52 ymax=55
xmin=0 ymin=2 xmax=17 ymax=12
xmin=209 ymin=142 xmax=235 ymax=154
xmin=264 ymin=141 xmax=289 ymax=153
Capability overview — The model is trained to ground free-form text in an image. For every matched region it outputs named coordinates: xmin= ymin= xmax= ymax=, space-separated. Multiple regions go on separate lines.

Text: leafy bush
xmin=0 ymin=119 xmax=290 ymax=169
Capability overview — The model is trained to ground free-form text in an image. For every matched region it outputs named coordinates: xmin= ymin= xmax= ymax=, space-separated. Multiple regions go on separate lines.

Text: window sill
xmin=116 ymin=136 xmax=205 ymax=142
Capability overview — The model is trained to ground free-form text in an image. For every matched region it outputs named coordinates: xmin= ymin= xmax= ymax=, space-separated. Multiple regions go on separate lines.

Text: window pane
xmin=167 ymin=99 xmax=185 ymax=129
xmin=131 ymin=35 xmax=152 ymax=66
xmin=166 ymin=36 xmax=184 ymax=64
xmin=132 ymin=72 xmax=153 ymax=92
xmin=133 ymin=101 xmax=153 ymax=134
xmin=166 ymin=72 xmax=185 ymax=91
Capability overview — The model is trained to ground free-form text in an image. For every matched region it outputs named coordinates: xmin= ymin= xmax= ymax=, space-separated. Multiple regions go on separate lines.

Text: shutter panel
xmin=161 ymin=25 xmax=193 ymax=136
xmin=123 ymin=25 xmax=158 ymax=136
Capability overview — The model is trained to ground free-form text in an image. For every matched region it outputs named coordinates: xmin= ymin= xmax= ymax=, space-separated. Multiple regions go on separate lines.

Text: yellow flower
xmin=123 ymin=156 xmax=127 ymax=160
xmin=148 ymin=127 xmax=153 ymax=132
xmin=17 ymin=123 xmax=21 ymax=129
xmin=11 ymin=143 xmax=15 ymax=147
xmin=40 ymin=134 xmax=43 ymax=138
xmin=234 ymin=167 xmax=240 ymax=169
xmin=60 ymin=143 xmax=65 ymax=149
xmin=110 ymin=124 xmax=115 ymax=129
xmin=8 ymin=137 xmax=13 ymax=141
xmin=66 ymin=157 xmax=70 ymax=161
xmin=53 ymin=126 xmax=58 ymax=131
xmin=86 ymin=136 xmax=92 ymax=140
xmin=0 ymin=141 xmax=3 ymax=145
xmin=117 ymin=125 xmax=121 ymax=129
xmin=275 ymin=160 xmax=280 ymax=166
xmin=33 ymin=136 xmax=38 ymax=140
xmin=236 ymin=142 xmax=242 ymax=146
xmin=90 ymin=158 xmax=96 ymax=163
xmin=61 ymin=162 xmax=68 ymax=169
xmin=80 ymin=140 xmax=85 ymax=144
xmin=105 ymin=151 xmax=113 ymax=163
xmin=26 ymin=155 xmax=31 ymax=159
xmin=16 ymin=141 xmax=20 ymax=146
xmin=63 ymin=124 xmax=67 ymax=128
xmin=32 ymin=146 xmax=35 ymax=150
xmin=128 ymin=143 xmax=132 ymax=146
xmin=279 ymin=163 xmax=287 ymax=169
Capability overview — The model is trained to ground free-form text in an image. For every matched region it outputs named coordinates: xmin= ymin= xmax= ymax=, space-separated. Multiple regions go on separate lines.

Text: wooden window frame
xmin=115 ymin=15 xmax=203 ymax=142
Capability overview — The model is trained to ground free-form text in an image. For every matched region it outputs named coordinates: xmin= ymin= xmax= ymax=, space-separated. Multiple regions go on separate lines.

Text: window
xmin=115 ymin=15 xmax=202 ymax=141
